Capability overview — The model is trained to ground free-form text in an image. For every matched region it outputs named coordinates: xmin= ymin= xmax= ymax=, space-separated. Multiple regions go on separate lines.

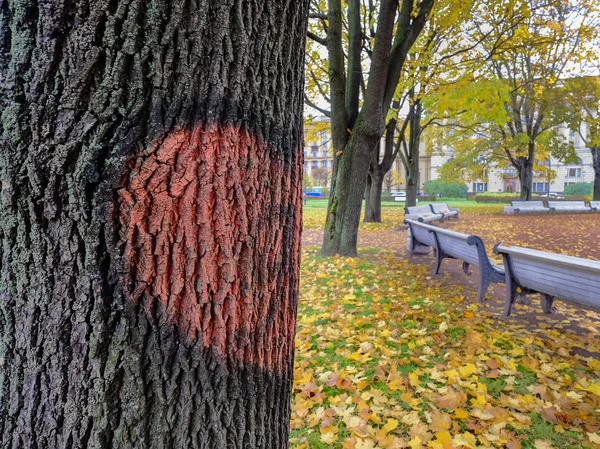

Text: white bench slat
xmin=511 ymin=264 xmax=596 ymax=296
xmin=495 ymin=244 xmax=600 ymax=314
xmin=548 ymin=200 xmax=591 ymax=212
xmin=436 ymin=235 xmax=480 ymax=266
xmin=511 ymin=201 xmax=550 ymax=213
xmin=405 ymin=220 xmax=505 ymax=303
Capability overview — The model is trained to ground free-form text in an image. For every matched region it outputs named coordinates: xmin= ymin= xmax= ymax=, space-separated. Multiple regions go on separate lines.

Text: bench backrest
xmin=406 ymin=205 xmax=433 ymax=215
xmin=511 ymin=201 xmax=546 ymax=209
xmin=406 ymin=220 xmax=480 ymax=266
xmin=406 ymin=220 xmax=437 ymax=247
xmin=433 ymin=227 xmax=480 ymax=266
xmin=430 ymin=203 xmax=451 ymax=214
xmin=548 ymin=201 xmax=588 ymax=209
xmin=496 ymin=245 xmax=600 ymax=310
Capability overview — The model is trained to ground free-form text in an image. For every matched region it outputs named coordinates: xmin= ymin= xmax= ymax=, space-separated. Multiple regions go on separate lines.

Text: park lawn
xmin=291 ymin=247 xmax=600 ymax=449
xmin=303 ymin=201 xmax=504 ymax=231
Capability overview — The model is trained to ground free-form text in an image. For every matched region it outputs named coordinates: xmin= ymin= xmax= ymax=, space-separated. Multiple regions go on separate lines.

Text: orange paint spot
xmin=119 ymin=123 xmax=302 ymax=371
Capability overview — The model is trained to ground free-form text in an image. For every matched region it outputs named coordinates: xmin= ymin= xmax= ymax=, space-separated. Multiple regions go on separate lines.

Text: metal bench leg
xmin=540 ymin=294 xmax=556 ymax=314
xmin=477 ymin=276 xmax=491 ymax=303
xmin=502 ymin=256 xmax=517 ymax=317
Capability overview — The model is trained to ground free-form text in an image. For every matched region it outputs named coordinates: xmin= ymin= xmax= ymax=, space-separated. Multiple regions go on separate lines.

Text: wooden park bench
xmin=511 ymin=201 xmax=550 ymax=213
xmin=405 ymin=205 xmax=443 ymax=223
xmin=405 ymin=219 xmax=505 ymax=302
xmin=494 ymin=244 xmax=600 ymax=316
xmin=430 ymin=203 xmax=459 ymax=220
xmin=548 ymin=200 xmax=592 ymax=213
xmin=590 ymin=201 xmax=600 ymax=211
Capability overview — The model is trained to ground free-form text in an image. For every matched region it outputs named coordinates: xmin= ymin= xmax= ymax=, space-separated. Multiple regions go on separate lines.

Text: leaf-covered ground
xmin=292 ymin=210 xmax=600 ymax=449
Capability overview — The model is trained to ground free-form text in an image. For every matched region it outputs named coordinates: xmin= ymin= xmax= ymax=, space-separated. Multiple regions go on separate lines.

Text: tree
xmin=558 ymin=76 xmax=600 ymax=200
xmin=307 ymin=0 xmax=435 ymax=256
xmin=428 ymin=0 xmax=599 ymax=200
xmin=0 ymin=1 xmax=308 ymax=448
xmin=365 ymin=0 xmax=479 ymax=217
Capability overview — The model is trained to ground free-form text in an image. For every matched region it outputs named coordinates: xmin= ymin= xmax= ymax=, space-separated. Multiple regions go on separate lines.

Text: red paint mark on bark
xmin=118 ymin=123 xmax=302 ymax=371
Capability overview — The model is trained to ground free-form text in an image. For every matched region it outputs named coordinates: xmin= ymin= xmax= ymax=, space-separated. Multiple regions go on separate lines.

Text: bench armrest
xmin=450 ymin=208 xmax=459 ymax=213
xmin=514 ymin=208 xmax=520 ymax=213
xmin=549 ymin=207 xmax=556 ymax=212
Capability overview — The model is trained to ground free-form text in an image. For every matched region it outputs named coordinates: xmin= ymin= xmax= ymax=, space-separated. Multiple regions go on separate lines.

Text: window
xmin=567 ymin=167 xmax=581 ymax=177
xmin=311 ymin=145 xmax=318 ymax=157
xmin=532 ymin=182 xmax=549 ymax=193
xmin=506 ymin=169 xmax=517 ymax=178
xmin=322 ymin=160 xmax=328 ymax=168
xmin=473 ymin=182 xmax=488 ymax=192
xmin=311 ymin=161 xmax=318 ymax=168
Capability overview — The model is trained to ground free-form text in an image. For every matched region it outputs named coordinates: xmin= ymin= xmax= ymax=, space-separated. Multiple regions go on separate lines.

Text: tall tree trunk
xmin=364 ymin=173 xmax=373 ymax=221
xmin=518 ymin=155 xmax=534 ymax=200
xmin=0 ymin=1 xmax=308 ymax=448
xmin=321 ymin=0 xmax=434 ymax=257
xmin=592 ymin=147 xmax=600 ymax=201
xmin=364 ymin=118 xmax=397 ymax=223
xmin=364 ymin=171 xmax=383 ymax=222
xmin=406 ymin=159 xmax=419 ymax=207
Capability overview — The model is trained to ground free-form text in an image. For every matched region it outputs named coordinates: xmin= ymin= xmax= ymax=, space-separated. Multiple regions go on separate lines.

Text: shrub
xmin=474 ymin=195 xmax=522 ymax=203
xmin=423 ymin=180 xmax=468 ymax=198
xmin=563 ymin=182 xmax=593 ymax=196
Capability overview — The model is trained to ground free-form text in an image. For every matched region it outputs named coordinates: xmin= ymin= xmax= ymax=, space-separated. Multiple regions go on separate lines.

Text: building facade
xmin=430 ymin=124 xmax=595 ymax=194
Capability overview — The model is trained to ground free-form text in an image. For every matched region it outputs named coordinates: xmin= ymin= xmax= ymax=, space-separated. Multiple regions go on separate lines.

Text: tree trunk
xmin=518 ymin=156 xmax=534 ymax=200
xmin=364 ymin=171 xmax=383 ymax=222
xmin=592 ymin=147 xmax=600 ymax=201
xmin=321 ymin=0 xmax=434 ymax=257
xmin=364 ymin=172 xmax=373 ymax=221
xmin=0 ymin=1 xmax=308 ymax=448
xmin=406 ymin=166 xmax=419 ymax=207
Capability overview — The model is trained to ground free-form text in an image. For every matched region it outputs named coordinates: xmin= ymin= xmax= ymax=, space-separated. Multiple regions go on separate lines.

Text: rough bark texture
xmin=592 ymin=147 xmax=600 ymax=201
xmin=0 ymin=1 xmax=307 ymax=448
xmin=364 ymin=118 xmax=397 ymax=223
xmin=517 ymin=149 xmax=535 ymax=200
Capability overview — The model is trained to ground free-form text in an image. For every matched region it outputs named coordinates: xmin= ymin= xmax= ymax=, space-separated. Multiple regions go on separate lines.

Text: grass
xmin=291 ymin=228 xmax=600 ymax=448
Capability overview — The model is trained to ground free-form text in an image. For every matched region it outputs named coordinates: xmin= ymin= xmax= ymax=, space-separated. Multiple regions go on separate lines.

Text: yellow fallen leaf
xmin=381 ymin=418 xmax=399 ymax=435
xmin=452 ymin=432 xmax=477 ymax=448
xmin=458 ymin=363 xmax=477 ymax=378
xmin=387 ymin=378 xmax=404 ymax=392
xmin=409 ymin=371 xmax=421 ymax=387
xmin=588 ymin=433 xmax=600 ymax=444
xmin=533 ymin=440 xmax=553 ymax=449
xmin=470 ymin=394 xmax=487 ymax=408
xmin=586 ymin=383 xmax=600 ymax=397
xmin=407 ymin=435 xmax=422 ymax=449
xmin=454 ymin=408 xmax=469 ymax=419
xmin=435 ymin=431 xmax=452 ymax=445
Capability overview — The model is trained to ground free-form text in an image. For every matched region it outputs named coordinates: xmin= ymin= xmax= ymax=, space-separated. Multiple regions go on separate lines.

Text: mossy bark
xmin=0 ymin=1 xmax=308 ymax=448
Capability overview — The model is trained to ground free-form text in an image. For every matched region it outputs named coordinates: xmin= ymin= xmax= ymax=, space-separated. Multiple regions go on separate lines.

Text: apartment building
xmin=430 ymin=124 xmax=595 ymax=194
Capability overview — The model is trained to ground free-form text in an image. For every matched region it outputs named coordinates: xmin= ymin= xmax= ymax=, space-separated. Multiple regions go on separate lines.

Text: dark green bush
xmin=563 ymin=182 xmax=593 ymax=196
xmin=423 ymin=180 xmax=468 ymax=198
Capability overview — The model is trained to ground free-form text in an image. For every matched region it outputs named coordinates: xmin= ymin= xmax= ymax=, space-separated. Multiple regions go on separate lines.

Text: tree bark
xmin=592 ymin=147 xmax=600 ymax=201
xmin=517 ymin=152 xmax=534 ymax=200
xmin=364 ymin=118 xmax=397 ymax=222
xmin=0 ymin=1 xmax=308 ymax=448
xmin=364 ymin=171 xmax=383 ymax=222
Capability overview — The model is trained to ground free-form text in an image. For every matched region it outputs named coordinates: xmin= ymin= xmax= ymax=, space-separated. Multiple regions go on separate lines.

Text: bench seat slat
xmin=436 ymin=236 xmax=480 ymax=266
xmin=496 ymin=244 xmax=600 ymax=314
xmin=511 ymin=265 xmax=598 ymax=299
xmin=511 ymin=260 xmax=600 ymax=285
